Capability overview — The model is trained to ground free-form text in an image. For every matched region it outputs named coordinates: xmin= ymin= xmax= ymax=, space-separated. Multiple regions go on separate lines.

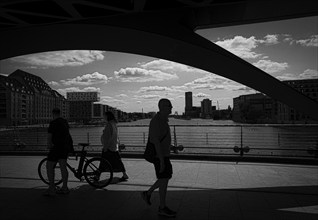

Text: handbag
xmin=143 ymin=132 xmax=168 ymax=163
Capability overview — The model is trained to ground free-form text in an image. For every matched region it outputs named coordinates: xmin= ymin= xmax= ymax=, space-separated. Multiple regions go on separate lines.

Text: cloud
xmin=295 ymin=35 xmax=318 ymax=47
xmin=114 ymin=67 xmax=178 ymax=82
xmin=193 ymin=93 xmax=210 ymax=98
xmin=282 ymin=34 xmax=293 ymax=43
xmin=9 ymin=50 xmax=105 ymax=68
xmin=252 ymin=60 xmax=289 ymax=74
xmin=299 ymin=69 xmax=318 ymax=78
xmin=98 ymin=96 xmax=126 ymax=106
xmin=276 ymin=73 xmax=299 ymax=81
xmin=284 ymin=35 xmax=318 ymax=47
xmin=137 ymin=85 xmax=184 ymax=93
xmin=184 ymin=74 xmax=246 ymax=91
xmin=259 ymin=34 xmax=279 ymax=45
xmin=134 ymin=94 xmax=162 ymax=99
xmin=214 ymin=36 xmax=261 ymax=59
xmin=60 ymin=72 xmax=108 ymax=86
xmin=140 ymin=59 xmax=207 ymax=74
xmin=48 ymin=81 xmax=60 ymax=86
xmin=116 ymin=94 xmax=128 ymax=98
xmin=276 ymin=69 xmax=318 ymax=80
xmin=214 ymin=35 xmax=281 ymax=59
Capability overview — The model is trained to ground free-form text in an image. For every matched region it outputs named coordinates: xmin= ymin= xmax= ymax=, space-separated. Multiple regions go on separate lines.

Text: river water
xmin=1 ymin=119 xmax=317 ymax=157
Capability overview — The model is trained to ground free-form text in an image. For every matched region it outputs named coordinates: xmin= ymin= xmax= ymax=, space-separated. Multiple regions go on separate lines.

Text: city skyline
xmin=0 ymin=16 xmax=317 ymax=114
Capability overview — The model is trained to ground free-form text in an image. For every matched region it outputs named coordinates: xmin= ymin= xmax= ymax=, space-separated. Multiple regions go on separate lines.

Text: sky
xmin=0 ymin=16 xmax=317 ymax=114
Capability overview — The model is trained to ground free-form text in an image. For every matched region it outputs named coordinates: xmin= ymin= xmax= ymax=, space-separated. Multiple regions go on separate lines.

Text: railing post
xmin=143 ymin=132 xmax=145 ymax=144
xmin=36 ymin=127 xmax=39 ymax=144
xmin=173 ymin=125 xmax=177 ymax=147
xmin=206 ymin=133 xmax=208 ymax=145
xmin=240 ymin=125 xmax=243 ymax=157
xmin=87 ymin=132 xmax=89 ymax=143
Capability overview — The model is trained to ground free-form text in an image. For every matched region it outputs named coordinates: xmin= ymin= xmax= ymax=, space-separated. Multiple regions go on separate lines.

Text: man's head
xmin=158 ymin=98 xmax=173 ymax=116
xmin=52 ymin=108 xmax=61 ymax=119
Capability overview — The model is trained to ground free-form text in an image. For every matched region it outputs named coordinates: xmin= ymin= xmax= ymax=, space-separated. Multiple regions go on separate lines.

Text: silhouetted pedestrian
xmin=100 ymin=111 xmax=128 ymax=181
xmin=141 ymin=98 xmax=177 ymax=217
xmin=44 ymin=108 xmax=73 ymax=196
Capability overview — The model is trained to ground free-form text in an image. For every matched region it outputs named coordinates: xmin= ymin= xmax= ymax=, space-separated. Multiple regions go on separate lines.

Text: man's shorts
xmin=153 ymin=157 xmax=173 ymax=179
xmin=47 ymin=147 xmax=69 ymax=162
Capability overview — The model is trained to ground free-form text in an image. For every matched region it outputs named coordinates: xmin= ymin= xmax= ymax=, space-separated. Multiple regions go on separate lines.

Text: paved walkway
xmin=0 ymin=156 xmax=318 ymax=220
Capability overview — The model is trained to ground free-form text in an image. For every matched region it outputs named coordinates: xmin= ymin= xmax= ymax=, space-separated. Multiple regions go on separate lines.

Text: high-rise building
xmin=185 ymin=92 xmax=192 ymax=111
xmin=185 ymin=91 xmax=193 ymax=116
xmin=201 ymin=99 xmax=212 ymax=118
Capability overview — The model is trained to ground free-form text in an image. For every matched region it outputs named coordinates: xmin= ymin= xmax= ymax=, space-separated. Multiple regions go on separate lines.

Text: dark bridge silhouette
xmin=1 ymin=0 xmax=318 ymax=119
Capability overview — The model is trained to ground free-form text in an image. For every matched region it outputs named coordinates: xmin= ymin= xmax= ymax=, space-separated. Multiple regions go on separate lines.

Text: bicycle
xmin=38 ymin=143 xmax=113 ymax=188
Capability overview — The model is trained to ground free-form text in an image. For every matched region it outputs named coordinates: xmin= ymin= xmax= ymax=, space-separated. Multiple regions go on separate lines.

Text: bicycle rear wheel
xmin=83 ymin=157 xmax=113 ymax=188
xmin=38 ymin=158 xmax=63 ymax=186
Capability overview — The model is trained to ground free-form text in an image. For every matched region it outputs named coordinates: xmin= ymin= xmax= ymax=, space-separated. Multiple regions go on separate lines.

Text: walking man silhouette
xmin=141 ymin=98 xmax=177 ymax=217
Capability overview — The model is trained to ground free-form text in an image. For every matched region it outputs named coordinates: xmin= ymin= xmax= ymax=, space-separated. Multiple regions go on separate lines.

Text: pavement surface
xmin=0 ymin=155 xmax=318 ymax=220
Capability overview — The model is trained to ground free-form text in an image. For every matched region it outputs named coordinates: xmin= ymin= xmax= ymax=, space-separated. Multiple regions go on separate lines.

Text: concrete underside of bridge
xmin=1 ymin=0 xmax=317 ymax=119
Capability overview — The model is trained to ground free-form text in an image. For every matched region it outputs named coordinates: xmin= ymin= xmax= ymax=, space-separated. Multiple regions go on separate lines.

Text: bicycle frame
xmin=66 ymin=147 xmax=89 ymax=180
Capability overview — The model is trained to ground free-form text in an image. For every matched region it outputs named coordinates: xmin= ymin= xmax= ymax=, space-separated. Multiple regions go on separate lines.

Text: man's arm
xmin=149 ymin=120 xmax=165 ymax=172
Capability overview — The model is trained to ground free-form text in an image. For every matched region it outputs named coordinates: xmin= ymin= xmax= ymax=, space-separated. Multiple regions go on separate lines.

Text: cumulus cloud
xmin=137 ymin=85 xmax=184 ymax=93
xmin=184 ymin=74 xmax=246 ymax=91
xmin=116 ymin=94 xmax=128 ymax=98
xmin=260 ymin=34 xmax=279 ymax=45
xmin=140 ymin=59 xmax=207 ymax=74
xmin=9 ymin=50 xmax=105 ymax=68
xmin=48 ymin=81 xmax=60 ymax=86
xmin=214 ymin=34 xmax=281 ymax=59
xmin=276 ymin=69 xmax=318 ymax=81
xmin=134 ymin=94 xmax=162 ymax=99
xmin=295 ymin=35 xmax=318 ymax=47
xmin=299 ymin=69 xmax=318 ymax=78
xmin=114 ymin=67 xmax=178 ymax=82
xmin=214 ymin=36 xmax=261 ymax=59
xmin=99 ymin=96 xmax=126 ymax=106
xmin=252 ymin=60 xmax=289 ymax=74
xmin=193 ymin=93 xmax=210 ymax=98
xmin=282 ymin=34 xmax=293 ymax=43
xmin=60 ymin=72 xmax=108 ymax=86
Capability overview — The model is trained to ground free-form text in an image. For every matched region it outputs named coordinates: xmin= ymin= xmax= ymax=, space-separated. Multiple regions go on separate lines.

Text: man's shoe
xmin=56 ymin=187 xmax=70 ymax=195
xmin=119 ymin=175 xmax=129 ymax=182
xmin=141 ymin=191 xmax=151 ymax=206
xmin=158 ymin=206 xmax=177 ymax=217
xmin=43 ymin=187 xmax=56 ymax=197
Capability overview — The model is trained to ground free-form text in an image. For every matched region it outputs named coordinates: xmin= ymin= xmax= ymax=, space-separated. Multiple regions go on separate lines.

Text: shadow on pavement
xmin=0 ymin=183 xmax=317 ymax=220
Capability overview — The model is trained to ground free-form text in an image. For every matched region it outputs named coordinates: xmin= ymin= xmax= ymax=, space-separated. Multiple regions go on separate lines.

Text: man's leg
xmin=46 ymin=160 xmax=56 ymax=188
xmin=158 ymin=178 xmax=169 ymax=208
xmin=58 ymin=159 xmax=68 ymax=189
xmin=44 ymin=160 xmax=57 ymax=196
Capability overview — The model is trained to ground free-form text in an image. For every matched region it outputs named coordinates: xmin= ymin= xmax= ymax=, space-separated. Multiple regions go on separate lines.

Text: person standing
xmin=44 ymin=108 xmax=73 ymax=196
xmin=100 ymin=111 xmax=128 ymax=181
xmin=141 ymin=98 xmax=176 ymax=217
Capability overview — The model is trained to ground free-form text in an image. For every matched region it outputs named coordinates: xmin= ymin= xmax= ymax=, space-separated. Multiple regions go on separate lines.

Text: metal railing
xmin=1 ymin=124 xmax=317 ymax=162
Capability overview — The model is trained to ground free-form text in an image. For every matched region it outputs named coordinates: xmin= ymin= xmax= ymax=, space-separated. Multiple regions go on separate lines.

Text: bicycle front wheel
xmin=38 ymin=158 xmax=63 ymax=186
xmin=83 ymin=157 xmax=113 ymax=188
